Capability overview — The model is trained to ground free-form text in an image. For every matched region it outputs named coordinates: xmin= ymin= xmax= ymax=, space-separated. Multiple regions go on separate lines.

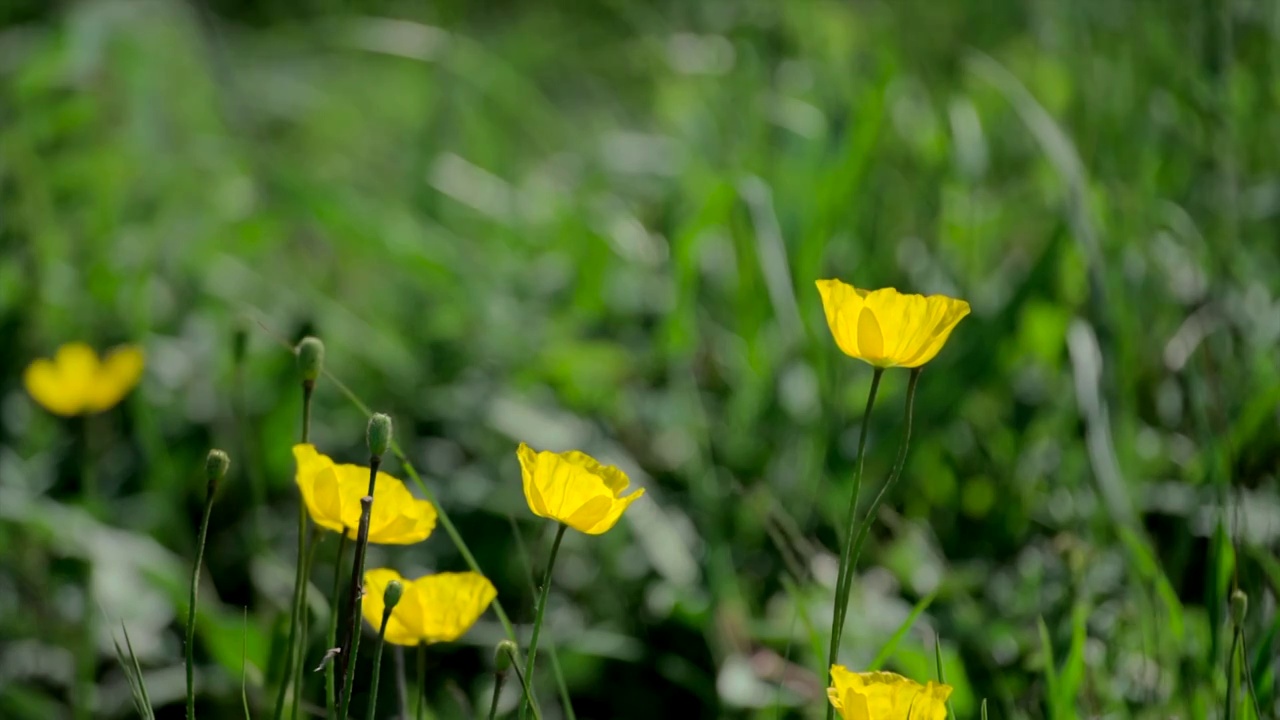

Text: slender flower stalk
xmin=275 ymin=338 xmax=322 ymax=720
xmin=326 ymin=533 xmax=348 ymax=719
xmin=488 ymin=640 xmax=517 ymax=720
xmin=519 ymin=523 xmax=568 ymax=719
xmin=292 ymin=534 xmax=320 ymax=720
xmin=363 ymin=581 xmax=403 ymax=720
xmin=338 ymin=414 xmax=393 ymax=715
xmin=846 ymin=369 xmax=922 ymax=577
xmin=188 ymin=450 xmax=230 ymax=719
xmin=826 ymin=368 xmax=883 ymax=699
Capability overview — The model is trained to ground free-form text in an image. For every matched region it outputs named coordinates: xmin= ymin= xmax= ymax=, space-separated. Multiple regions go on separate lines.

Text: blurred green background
xmin=2 ymin=0 xmax=1279 ymax=717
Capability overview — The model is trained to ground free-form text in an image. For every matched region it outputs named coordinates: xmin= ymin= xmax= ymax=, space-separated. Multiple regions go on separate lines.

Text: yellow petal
xmin=362 ymin=568 xmax=423 ymax=646
xmin=816 ymin=279 xmax=869 ymax=360
xmin=827 ymin=667 xmax=952 ymax=720
xmin=818 ymin=282 xmax=969 ymax=368
xmin=24 ymin=358 xmax=84 ymax=416
xmin=518 ymin=443 xmax=552 ymax=520
xmin=293 ymin=445 xmax=346 ymax=534
xmin=518 ymin=444 xmax=644 ymax=534
xmin=583 ymin=487 xmax=646 ymax=535
xmin=857 ymin=307 xmax=885 ymax=363
xmin=86 ymin=344 xmax=144 ymax=413
xmin=413 ymin=572 xmax=497 ymax=644
xmin=364 ymin=470 xmax=436 ymax=545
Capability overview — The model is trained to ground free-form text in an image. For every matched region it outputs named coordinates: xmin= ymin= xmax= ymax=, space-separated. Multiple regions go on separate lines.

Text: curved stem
xmin=186 ymin=486 xmax=217 ymax=719
xmin=519 ymin=523 xmax=567 ymax=719
xmin=363 ymin=611 xmax=392 ymax=720
xmin=826 ymin=368 xmax=884 ymax=698
xmin=487 ymin=671 xmax=506 ymax=720
xmin=847 ymin=369 xmax=921 ymax=576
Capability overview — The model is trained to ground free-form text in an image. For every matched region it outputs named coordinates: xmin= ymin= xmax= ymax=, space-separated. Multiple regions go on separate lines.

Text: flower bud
xmin=296 ymin=336 xmax=325 ymax=383
xmin=494 ymin=639 xmax=517 ymax=673
xmin=205 ymin=449 xmax=230 ymax=496
xmin=1230 ymin=589 xmax=1248 ymax=627
xmin=367 ymin=413 xmax=393 ymax=459
xmin=383 ymin=580 xmax=404 ymax=611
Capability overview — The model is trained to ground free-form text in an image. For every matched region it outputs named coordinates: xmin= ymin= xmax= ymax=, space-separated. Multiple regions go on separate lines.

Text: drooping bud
xmin=367 ymin=413 xmax=393 ymax=459
xmin=494 ymin=640 xmax=517 ymax=673
xmin=383 ymin=580 xmax=404 ymax=611
xmin=205 ymin=449 xmax=230 ymax=496
xmin=296 ymin=336 xmax=325 ymax=383
xmin=1230 ymin=589 xmax=1248 ymax=628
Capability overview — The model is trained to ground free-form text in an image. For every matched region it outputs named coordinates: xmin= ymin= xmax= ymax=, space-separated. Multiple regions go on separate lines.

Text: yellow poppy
xmin=361 ymin=568 xmax=497 ymax=646
xmin=24 ymin=342 xmax=145 ymax=416
xmin=516 ymin=443 xmax=645 ymax=535
xmin=815 ymin=280 xmax=970 ymax=368
xmin=827 ymin=666 xmax=952 ymax=720
xmin=292 ymin=444 xmax=436 ymax=545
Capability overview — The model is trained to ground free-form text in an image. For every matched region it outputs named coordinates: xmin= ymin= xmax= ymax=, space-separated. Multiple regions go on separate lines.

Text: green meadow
xmin=1 ymin=0 xmax=1278 ymax=717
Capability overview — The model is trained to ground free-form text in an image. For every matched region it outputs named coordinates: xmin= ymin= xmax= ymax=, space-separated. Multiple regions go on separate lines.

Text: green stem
xmin=327 ymin=533 xmax=349 ymax=720
xmin=826 ymin=367 xmax=883 ymax=701
xmin=508 ymin=515 xmax=573 ymax=720
xmin=394 ymin=647 xmax=409 ymax=719
xmin=338 ymin=460 xmax=379 ymax=720
xmin=487 ymin=671 xmax=506 ymax=720
xmin=1225 ymin=626 xmax=1239 ymax=720
xmin=186 ymin=480 xmax=218 ymax=719
xmin=508 ymin=653 xmax=541 ymax=720
xmin=274 ymin=505 xmax=310 ymax=720
xmin=292 ymin=534 xmax=320 ymax=720
xmin=546 ymin=642 xmax=575 ymax=720
xmin=363 ymin=611 xmax=392 ymax=720
xmin=519 ymin=523 xmax=567 ymax=719
xmin=846 ymin=369 xmax=921 ymax=578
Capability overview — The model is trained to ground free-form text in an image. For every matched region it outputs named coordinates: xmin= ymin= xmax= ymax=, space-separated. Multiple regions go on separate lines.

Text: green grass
xmin=2 ymin=0 xmax=1279 ymax=717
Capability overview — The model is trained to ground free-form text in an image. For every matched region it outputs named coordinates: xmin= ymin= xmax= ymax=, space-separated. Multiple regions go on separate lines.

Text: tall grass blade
xmin=869 ymin=592 xmax=936 ymax=671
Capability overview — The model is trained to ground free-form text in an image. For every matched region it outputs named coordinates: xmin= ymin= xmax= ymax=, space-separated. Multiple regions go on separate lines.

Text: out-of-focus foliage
xmin=1 ymin=0 xmax=1278 ymax=717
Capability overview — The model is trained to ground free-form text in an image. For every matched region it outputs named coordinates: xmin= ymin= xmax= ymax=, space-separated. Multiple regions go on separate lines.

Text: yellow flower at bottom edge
xmin=516 ymin=442 xmax=645 ymax=535
xmin=828 ymin=665 xmax=952 ymax=720
xmin=815 ymin=280 xmax=970 ymax=368
xmin=24 ymin=342 xmax=145 ymax=416
xmin=292 ymin=444 xmax=437 ymax=545
xmin=362 ymin=568 xmax=497 ymax=646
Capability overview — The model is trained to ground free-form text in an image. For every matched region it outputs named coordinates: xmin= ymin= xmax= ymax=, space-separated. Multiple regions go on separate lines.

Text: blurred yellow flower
xmin=24 ymin=342 xmax=145 ymax=416
xmin=827 ymin=666 xmax=952 ymax=720
xmin=292 ymin=444 xmax=436 ymax=544
xmin=362 ymin=568 xmax=497 ymax=646
xmin=517 ymin=442 xmax=645 ymax=535
xmin=815 ymin=280 xmax=969 ymax=368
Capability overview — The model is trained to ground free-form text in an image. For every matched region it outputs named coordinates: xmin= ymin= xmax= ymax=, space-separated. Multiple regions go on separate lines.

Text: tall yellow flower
xmin=516 ymin=443 xmax=645 ymax=535
xmin=827 ymin=666 xmax=952 ymax=720
xmin=361 ymin=568 xmax=497 ymax=646
xmin=293 ymin=444 xmax=436 ymax=544
xmin=24 ymin=342 xmax=145 ymax=416
xmin=815 ymin=280 xmax=969 ymax=368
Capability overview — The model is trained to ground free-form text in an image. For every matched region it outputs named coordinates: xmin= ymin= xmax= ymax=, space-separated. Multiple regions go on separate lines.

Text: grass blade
xmin=1037 ymin=617 xmax=1060 ymax=720
xmin=933 ymin=633 xmax=955 ymax=720
xmin=869 ymin=592 xmax=936 ymax=671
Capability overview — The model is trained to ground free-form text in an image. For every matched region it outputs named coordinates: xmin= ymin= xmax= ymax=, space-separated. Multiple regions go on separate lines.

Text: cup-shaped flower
xmin=361 ymin=568 xmax=497 ymax=646
xmin=516 ymin=443 xmax=645 ymax=535
xmin=827 ymin=666 xmax=952 ymax=720
xmin=293 ymin=444 xmax=436 ymax=544
xmin=24 ymin=342 xmax=145 ymax=416
xmin=815 ymin=280 xmax=969 ymax=368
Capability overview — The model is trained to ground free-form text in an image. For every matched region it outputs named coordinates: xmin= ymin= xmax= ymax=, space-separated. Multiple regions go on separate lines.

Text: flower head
xmin=292 ymin=444 xmax=436 ymax=544
xmin=362 ymin=568 xmax=497 ymax=646
xmin=516 ymin=443 xmax=644 ymax=535
xmin=827 ymin=666 xmax=952 ymax=720
xmin=816 ymin=280 xmax=969 ymax=368
xmin=24 ymin=342 xmax=145 ymax=416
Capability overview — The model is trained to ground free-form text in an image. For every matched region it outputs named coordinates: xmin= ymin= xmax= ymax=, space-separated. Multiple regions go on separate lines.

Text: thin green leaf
xmin=870 ymin=592 xmax=937 ymax=671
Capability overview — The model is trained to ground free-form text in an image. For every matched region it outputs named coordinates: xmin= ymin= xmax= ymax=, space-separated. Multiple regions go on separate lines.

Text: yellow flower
xmin=362 ymin=568 xmax=497 ymax=646
xmin=516 ymin=443 xmax=645 ymax=535
xmin=815 ymin=280 xmax=970 ymax=368
xmin=292 ymin=444 xmax=436 ymax=545
xmin=24 ymin=342 xmax=145 ymax=416
xmin=827 ymin=666 xmax=952 ymax=720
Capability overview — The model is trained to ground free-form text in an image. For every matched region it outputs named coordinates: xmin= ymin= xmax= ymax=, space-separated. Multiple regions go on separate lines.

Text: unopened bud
xmin=205 ymin=449 xmax=230 ymax=495
xmin=367 ymin=413 xmax=393 ymax=459
xmin=296 ymin=336 xmax=325 ymax=383
xmin=1230 ymin=589 xmax=1248 ymax=627
xmin=383 ymin=580 xmax=404 ymax=611
xmin=494 ymin=640 xmax=517 ymax=673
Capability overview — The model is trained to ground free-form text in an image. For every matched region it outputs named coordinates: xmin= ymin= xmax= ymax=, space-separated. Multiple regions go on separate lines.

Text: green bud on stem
xmin=383 ymin=580 xmax=404 ymax=611
xmin=205 ymin=449 xmax=230 ymax=496
xmin=296 ymin=336 xmax=325 ymax=384
xmin=1230 ymin=588 xmax=1248 ymax=628
xmin=494 ymin=640 xmax=517 ymax=673
xmin=367 ymin=413 xmax=393 ymax=459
